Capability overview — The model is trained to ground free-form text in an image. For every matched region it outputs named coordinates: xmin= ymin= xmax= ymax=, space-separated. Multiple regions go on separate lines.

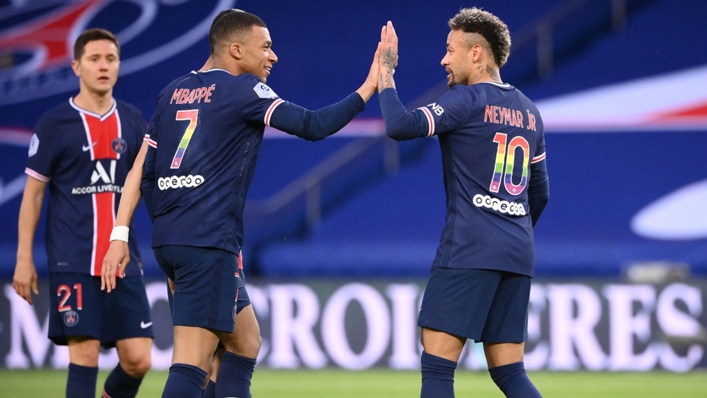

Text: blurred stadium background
xmin=1 ymin=0 xmax=706 ymax=395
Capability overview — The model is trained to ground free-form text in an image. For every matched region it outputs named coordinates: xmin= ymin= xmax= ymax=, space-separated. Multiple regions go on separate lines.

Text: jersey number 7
xmin=171 ymin=109 xmax=199 ymax=169
xmin=490 ymin=132 xmax=529 ymax=196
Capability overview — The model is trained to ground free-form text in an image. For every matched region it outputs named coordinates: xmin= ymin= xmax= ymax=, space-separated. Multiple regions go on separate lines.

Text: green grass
xmin=0 ymin=369 xmax=705 ymax=397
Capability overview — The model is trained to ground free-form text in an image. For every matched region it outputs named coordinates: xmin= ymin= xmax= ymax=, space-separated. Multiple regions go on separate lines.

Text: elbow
xmin=385 ymin=123 xmax=412 ymax=141
xmin=299 ymin=113 xmax=330 ymax=142
xmin=386 ymin=132 xmax=405 ymax=141
xmin=539 ymin=192 xmax=549 ymax=208
xmin=306 ymin=131 xmax=327 ymax=142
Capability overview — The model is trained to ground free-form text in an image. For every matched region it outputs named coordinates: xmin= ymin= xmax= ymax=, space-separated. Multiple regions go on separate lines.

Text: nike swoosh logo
xmin=140 ymin=321 xmax=153 ymax=329
xmin=82 ymin=141 xmax=97 ymax=151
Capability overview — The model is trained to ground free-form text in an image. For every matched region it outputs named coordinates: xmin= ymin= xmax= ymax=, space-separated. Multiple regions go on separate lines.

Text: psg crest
xmin=112 ymin=137 xmax=127 ymax=154
xmin=63 ymin=310 xmax=80 ymax=327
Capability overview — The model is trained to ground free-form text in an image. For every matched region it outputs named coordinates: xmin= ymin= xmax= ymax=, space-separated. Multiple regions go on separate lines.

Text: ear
xmin=229 ymin=42 xmax=243 ymax=60
xmin=71 ymin=59 xmax=81 ymax=77
xmin=469 ymin=44 xmax=483 ymax=63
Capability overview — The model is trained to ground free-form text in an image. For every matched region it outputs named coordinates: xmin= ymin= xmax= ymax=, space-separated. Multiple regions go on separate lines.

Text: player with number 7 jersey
xmin=144 ymin=68 xmax=378 ymax=256
xmin=139 ymin=9 xmax=380 ymax=398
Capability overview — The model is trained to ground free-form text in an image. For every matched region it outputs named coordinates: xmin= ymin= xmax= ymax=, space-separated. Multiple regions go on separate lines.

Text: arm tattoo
xmin=381 ymin=48 xmax=398 ymax=70
xmin=378 ymin=70 xmax=396 ymax=92
xmin=378 ymin=47 xmax=398 ymax=92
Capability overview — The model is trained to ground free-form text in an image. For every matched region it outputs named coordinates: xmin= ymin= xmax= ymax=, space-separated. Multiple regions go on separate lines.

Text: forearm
xmin=140 ymin=145 xmax=157 ymax=221
xmin=16 ymin=182 xmax=44 ymax=262
xmin=378 ymin=64 xmax=396 ymax=92
xmin=379 ymin=88 xmax=430 ymax=140
xmin=355 ymin=81 xmax=377 ymax=103
xmin=269 ymin=93 xmax=365 ymax=141
xmin=116 ymin=141 xmax=148 ymax=227
xmin=116 ymin=167 xmax=142 ymax=227
xmin=528 ymin=162 xmax=550 ymax=227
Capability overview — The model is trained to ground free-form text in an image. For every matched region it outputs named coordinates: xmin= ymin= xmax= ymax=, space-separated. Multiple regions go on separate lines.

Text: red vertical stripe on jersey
xmin=83 ymin=110 xmax=120 ymax=276
xmin=84 ymin=111 xmax=120 ymax=160
xmin=93 ymin=193 xmax=115 ymax=276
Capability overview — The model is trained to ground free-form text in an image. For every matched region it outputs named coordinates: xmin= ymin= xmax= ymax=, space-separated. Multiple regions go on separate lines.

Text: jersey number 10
xmin=490 ymin=132 xmax=529 ymax=196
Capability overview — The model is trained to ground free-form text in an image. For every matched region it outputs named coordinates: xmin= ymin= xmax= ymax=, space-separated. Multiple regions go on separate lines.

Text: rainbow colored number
xmin=171 ymin=109 xmax=199 ymax=169
xmin=490 ymin=132 xmax=530 ymax=195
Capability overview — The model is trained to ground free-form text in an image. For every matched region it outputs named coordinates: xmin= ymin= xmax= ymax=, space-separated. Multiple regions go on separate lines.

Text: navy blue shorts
xmin=417 ymin=267 xmax=531 ymax=343
xmin=165 ymin=268 xmax=250 ymax=317
xmin=154 ymin=246 xmax=246 ymax=333
xmin=48 ymin=273 xmax=154 ymax=348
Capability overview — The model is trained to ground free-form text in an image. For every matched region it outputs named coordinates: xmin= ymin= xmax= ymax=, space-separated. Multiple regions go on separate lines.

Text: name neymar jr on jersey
xmin=170 ymin=84 xmax=216 ymax=105
xmin=484 ymin=105 xmax=537 ymax=131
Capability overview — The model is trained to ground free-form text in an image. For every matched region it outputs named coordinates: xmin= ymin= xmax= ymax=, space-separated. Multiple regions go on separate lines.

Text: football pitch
xmin=0 ymin=369 xmax=706 ymax=397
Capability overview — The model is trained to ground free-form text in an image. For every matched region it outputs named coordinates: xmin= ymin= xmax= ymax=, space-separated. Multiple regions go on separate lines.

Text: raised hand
xmin=356 ymin=42 xmax=382 ymax=102
xmin=379 ymin=21 xmax=398 ymax=91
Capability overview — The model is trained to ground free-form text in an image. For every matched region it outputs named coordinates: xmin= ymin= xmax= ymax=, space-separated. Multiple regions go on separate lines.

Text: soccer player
xmin=377 ymin=9 xmax=549 ymax=398
xmin=12 ymin=28 xmax=153 ymax=398
xmin=102 ymin=9 xmax=379 ymax=398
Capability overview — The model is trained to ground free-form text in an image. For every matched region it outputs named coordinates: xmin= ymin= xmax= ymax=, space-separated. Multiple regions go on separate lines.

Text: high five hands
xmin=378 ymin=21 xmax=398 ymax=91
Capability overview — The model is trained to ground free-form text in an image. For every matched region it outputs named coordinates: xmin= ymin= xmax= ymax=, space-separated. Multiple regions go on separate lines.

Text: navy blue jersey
xmin=26 ymin=99 xmax=145 ymax=276
xmin=380 ymin=82 xmax=549 ymax=276
xmin=145 ymin=69 xmax=364 ymax=254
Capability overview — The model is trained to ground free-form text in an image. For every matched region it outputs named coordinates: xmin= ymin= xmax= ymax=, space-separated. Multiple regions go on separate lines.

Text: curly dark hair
xmin=73 ymin=28 xmax=120 ymax=60
xmin=448 ymin=8 xmax=511 ymax=67
xmin=209 ymin=9 xmax=267 ymax=54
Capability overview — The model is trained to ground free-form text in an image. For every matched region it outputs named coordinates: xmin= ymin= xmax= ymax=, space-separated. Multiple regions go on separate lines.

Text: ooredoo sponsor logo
xmin=473 ymin=194 xmax=526 ymax=216
xmin=158 ymin=175 xmax=205 ymax=190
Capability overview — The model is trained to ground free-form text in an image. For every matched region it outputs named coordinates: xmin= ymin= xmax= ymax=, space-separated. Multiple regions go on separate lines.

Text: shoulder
xmin=40 ymin=100 xmax=75 ymax=122
xmin=511 ymin=86 xmax=534 ymax=106
xmin=445 ymin=84 xmax=477 ymax=104
xmin=232 ymin=74 xmax=279 ymax=98
xmin=35 ymin=100 xmax=76 ymax=133
xmin=115 ymin=99 xmax=143 ymax=119
xmin=156 ymin=72 xmax=198 ymax=100
xmin=434 ymin=85 xmax=475 ymax=115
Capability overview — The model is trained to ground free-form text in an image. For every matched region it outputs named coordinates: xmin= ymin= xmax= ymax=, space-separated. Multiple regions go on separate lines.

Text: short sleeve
xmin=25 ymin=114 xmax=58 ymax=182
xmin=235 ymin=75 xmax=283 ymax=126
xmin=532 ymin=133 xmax=547 ymax=164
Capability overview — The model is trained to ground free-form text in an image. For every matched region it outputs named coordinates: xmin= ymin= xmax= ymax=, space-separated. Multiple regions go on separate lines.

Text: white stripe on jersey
xmin=69 ymin=97 xmax=117 ymax=121
xmin=264 ymin=99 xmax=285 ymax=126
xmin=418 ymin=107 xmax=435 ymax=136
xmin=79 ymin=112 xmax=95 ymax=160
xmin=25 ymin=167 xmax=50 ymax=182
xmin=90 ymin=194 xmax=98 ymax=276
xmin=144 ymin=134 xmax=157 ymax=148
xmin=532 ymin=152 xmax=547 ymax=163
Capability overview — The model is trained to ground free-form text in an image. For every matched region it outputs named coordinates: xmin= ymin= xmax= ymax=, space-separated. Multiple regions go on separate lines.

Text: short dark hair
xmin=208 ymin=9 xmax=267 ymax=55
xmin=448 ymin=8 xmax=511 ymax=67
xmin=212 ymin=8 xmax=239 ymax=28
xmin=73 ymin=28 xmax=120 ymax=60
